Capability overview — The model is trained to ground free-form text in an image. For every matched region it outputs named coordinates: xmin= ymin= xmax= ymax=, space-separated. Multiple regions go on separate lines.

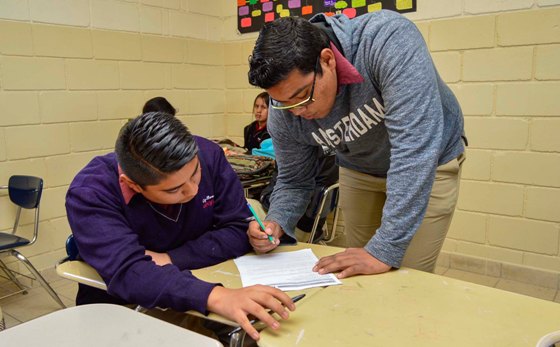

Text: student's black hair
xmin=254 ymin=91 xmax=270 ymax=107
xmin=142 ymin=96 xmax=177 ymax=116
xmin=115 ymin=112 xmax=198 ymax=187
xmin=248 ymin=16 xmax=330 ymax=89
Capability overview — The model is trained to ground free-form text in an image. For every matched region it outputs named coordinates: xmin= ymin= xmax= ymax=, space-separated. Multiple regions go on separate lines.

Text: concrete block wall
xmin=0 ymin=0 xmax=229 ymax=273
xmin=433 ymin=6 xmax=560 ymax=274
xmin=0 ymin=1 xmax=559 ymax=281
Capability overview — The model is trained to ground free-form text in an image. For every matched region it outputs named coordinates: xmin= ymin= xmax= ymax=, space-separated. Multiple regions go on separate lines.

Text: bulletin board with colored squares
xmin=237 ymin=0 xmax=416 ymax=34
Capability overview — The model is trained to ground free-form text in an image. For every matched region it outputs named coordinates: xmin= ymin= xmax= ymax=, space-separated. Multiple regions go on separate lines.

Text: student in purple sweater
xmin=66 ymin=112 xmax=295 ymax=341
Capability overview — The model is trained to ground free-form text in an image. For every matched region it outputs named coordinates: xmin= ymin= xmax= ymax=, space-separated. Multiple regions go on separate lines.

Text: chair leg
xmin=134 ymin=305 xmax=147 ymax=312
xmin=0 ymin=258 xmax=28 ymax=294
xmin=229 ymin=331 xmax=246 ymax=347
xmin=11 ymin=250 xmax=66 ymax=309
xmin=0 ymin=307 xmax=5 ymax=331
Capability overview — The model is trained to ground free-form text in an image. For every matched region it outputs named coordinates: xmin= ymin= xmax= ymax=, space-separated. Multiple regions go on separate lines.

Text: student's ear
xmin=119 ymin=174 xmax=143 ymax=193
xmin=320 ymin=48 xmax=336 ymax=71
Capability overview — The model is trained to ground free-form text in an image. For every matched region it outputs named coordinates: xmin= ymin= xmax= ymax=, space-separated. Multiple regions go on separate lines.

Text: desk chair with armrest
xmin=56 ymin=235 xmax=247 ymax=347
xmin=57 ymin=234 xmax=147 ymax=312
xmin=57 ymin=235 xmax=149 ymax=314
xmin=55 ymin=234 xmax=107 ymax=292
xmin=0 ymin=175 xmax=65 ymax=308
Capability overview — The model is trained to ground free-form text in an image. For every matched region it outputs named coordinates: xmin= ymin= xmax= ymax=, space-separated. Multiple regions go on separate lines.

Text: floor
xmin=0 ymin=277 xmax=77 ymax=328
xmin=0 ymin=265 xmax=559 ymax=330
xmin=435 ymin=266 xmax=560 ymax=303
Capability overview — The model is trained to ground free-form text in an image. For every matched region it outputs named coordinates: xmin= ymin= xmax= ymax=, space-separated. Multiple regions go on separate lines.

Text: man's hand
xmin=207 ymin=285 xmax=295 ymax=341
xmin=313 ymin=248 xmax=391 ymax=279
xmin=247 ymin=220 xmax=284 ymax=253
xmin=145 ymin=250 xmax=172 ymax=266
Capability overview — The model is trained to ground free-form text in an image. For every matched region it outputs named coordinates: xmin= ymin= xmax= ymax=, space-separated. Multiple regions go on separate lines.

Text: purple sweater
xmin=65 ymin=136 xmax=252 ymax=314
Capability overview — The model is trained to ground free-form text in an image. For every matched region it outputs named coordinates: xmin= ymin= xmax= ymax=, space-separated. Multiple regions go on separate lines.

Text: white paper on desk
xmin=233 ymin=248 xmax=341 ymax=291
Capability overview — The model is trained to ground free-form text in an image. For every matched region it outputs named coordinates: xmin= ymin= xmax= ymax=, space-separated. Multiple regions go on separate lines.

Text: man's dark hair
xmin=248 ymin=16 xmax=330 ymax=89
xmin=115 ymin=112 xmax=198 ymax=187
xmin=142 ymin=96 xmax=176 ymax=116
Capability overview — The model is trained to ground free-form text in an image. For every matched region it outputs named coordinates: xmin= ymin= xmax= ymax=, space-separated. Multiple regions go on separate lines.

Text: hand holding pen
xmin=246 ymin=202 xmax=284 ymax=253
xmin=247 ymin=202 xmax=274 ymax=244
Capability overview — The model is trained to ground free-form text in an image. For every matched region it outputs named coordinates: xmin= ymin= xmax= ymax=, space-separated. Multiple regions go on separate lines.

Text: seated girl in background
xmin=243 ymin=92 xmax=270 ymax=152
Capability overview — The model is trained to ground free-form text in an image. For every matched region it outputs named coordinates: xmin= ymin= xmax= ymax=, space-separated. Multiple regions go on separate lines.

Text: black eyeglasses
xmin=271 ymin=57 xmax=320 ymax=110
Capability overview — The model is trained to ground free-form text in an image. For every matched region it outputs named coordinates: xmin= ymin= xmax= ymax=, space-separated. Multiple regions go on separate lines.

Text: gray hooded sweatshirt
xmin=266 ymin=10 xmax=465 ymax=268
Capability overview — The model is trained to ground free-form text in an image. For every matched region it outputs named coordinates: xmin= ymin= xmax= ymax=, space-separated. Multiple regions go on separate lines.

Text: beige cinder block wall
xmin=429 ymin=5 xmax=560 ymax=278
xmin=0 ymin=0 xmax=559 ymax=283
xmin=0 ymin=0 xmax=229 ymax=274
xmin=223 ymin=1 xmax=560 ymax=277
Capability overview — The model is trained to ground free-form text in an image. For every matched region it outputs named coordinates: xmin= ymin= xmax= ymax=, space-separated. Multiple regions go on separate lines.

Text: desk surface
xmin=196 ymin=243 xmax=560 ymax=347
xmin=0 ymin=304 xmax=222 ymax=346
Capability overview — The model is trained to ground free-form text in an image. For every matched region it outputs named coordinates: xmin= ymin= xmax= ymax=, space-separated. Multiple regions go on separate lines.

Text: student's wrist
xmin=207 ymin=286 xmax=227 ymax=312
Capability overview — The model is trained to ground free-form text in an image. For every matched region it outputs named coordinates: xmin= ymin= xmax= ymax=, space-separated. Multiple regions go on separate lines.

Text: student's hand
xmin=247 ymin=220 xmax=283 ymax=254
xmin=207 ymin=285 xmax=295 ymax=341
xmin=145 ymin=250 xmax=172 ymax=266
xmin=313 ymin=248 xmax=391 ymax=279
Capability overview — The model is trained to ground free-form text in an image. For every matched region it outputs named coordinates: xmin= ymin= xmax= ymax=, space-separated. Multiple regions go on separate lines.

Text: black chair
xmin=0 ymin=175 xmax=65 ymax=308
xmin=306 ymin=183 xmax=340 ymax=244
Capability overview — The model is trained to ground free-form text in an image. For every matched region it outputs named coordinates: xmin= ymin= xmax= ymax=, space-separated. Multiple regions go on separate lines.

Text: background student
xmin=66 ymin=112 xmax=296 ymax=341
xmin=243 ymin=92 xmax=271 ymax=152
xmin=143 ymin=96 xmax=177 ymax=115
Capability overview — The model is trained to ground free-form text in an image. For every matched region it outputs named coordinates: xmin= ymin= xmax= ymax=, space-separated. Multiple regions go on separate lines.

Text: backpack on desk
xmin=212 ymin=138 xmax=275 ymax=181
xmin=226 ymin=154 xmax=275 ymax=181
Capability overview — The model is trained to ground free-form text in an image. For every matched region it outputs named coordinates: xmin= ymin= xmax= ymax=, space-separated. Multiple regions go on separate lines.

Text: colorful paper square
xmin=288 ymin=0 xmax=301 ymax=8
xmin=265 ymin=12 xmax=275 ymax=22
xmin=396 ymin=0 xmax=413 ymax=10
xmin=263 ymin=2 xmax=273 ymax=11
xmin=241 ymin=17 xmax=252 ymax=28
xmin=238 ymin=6 xmax=249 ymax=16
xmin=302 ymin=5 xmax=313 ymax=15
xmin=342 ymin=7 xmax=357 ymax=18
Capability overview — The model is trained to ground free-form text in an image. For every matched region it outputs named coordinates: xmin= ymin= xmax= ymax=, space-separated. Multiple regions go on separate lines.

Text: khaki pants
xmin=339 ymin=153 xmax=465 ymax=273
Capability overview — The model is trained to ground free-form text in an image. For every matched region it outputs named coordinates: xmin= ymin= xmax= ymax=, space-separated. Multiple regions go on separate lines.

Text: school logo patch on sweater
xmin=202 ymin=195 xmax=214 ymax=208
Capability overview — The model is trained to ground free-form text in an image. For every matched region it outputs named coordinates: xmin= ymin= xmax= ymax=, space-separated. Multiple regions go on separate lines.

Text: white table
xmin=0 ymin=304 xmax=222 ymax=346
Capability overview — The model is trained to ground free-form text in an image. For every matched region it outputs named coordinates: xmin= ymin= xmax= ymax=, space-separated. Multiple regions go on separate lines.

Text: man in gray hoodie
xmin=247 ymin=11 xmax=466 ymax=278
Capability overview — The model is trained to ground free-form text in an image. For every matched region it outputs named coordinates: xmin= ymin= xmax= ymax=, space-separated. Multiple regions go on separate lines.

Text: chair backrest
xmin=8 ymin=176 xmax=43 ymax=209
xmin=2 ymin=175 xmax=43 ymax=242
xmin=65 ymin=234 xmax=80 ymax=261
xmin=306 ymin=183 xmax=339 ymax=243
xmin=308 ymin=184 xmax=339 ymax=220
